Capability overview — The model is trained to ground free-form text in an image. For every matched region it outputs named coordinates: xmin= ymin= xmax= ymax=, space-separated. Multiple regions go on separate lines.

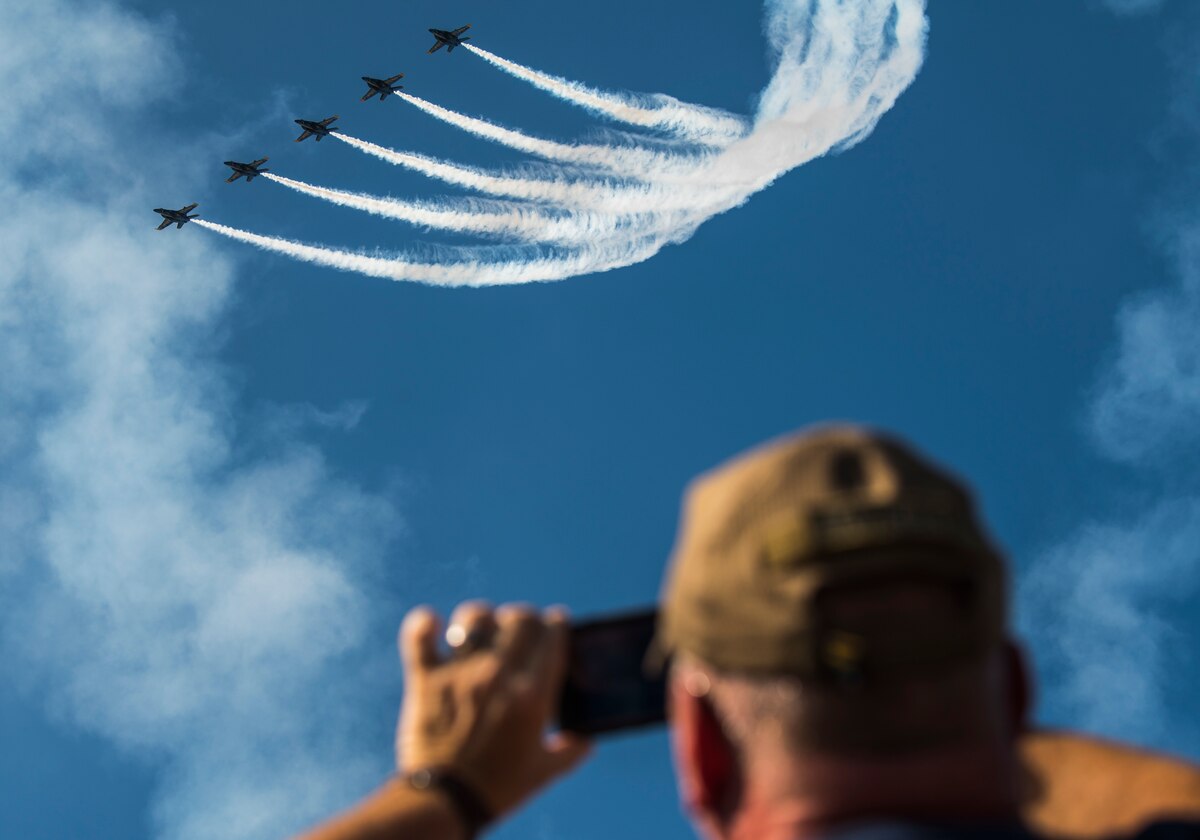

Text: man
xmin=298 ymin=425 xmax=1200 ymax=840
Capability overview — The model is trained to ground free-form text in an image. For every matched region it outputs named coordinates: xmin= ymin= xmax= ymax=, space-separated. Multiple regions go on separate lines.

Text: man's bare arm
xmin=292 ymin=602 xmax=592 ymax=840
xmin=296 ymin=779 xmax=465 ymax=840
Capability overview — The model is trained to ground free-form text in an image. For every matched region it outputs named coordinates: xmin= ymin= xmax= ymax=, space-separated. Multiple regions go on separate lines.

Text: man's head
xmin=655 ymin=425 xmax=1030 ymax=839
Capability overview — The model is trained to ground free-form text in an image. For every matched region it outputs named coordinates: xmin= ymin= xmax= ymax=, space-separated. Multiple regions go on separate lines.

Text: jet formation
xmin=428 ymin=24 xmax=471 ymax=54
xmin=157 ymin=24 xmax=477 ymax=228
xmin=154 ymin=203 xmax=199 ymax=231
xmin=224 ymin=157 xmax=269 ymax=183
xmin=361 ymin=73 xmax=405 ymax=102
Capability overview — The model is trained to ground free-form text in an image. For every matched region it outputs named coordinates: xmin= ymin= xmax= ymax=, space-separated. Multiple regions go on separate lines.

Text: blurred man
xmin=298 ymin=425 xmax=1200 ymax=840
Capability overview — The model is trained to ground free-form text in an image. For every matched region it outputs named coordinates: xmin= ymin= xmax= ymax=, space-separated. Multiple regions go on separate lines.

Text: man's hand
xmin=397 ymin=601 xmax=593 ymax=820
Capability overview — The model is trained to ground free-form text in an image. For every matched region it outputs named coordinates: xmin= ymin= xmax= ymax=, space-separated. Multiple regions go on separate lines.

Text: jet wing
xmin=252 ymin=157 xmax=268 ymax=167
xmin=386 ymin=73 xmax=404 ymax=83
xmin=296 ymin=130 xmax=313 ymax=142
xmin=320 ymin=115 xmax=339 ymax=126
xmin=361 ymin=89 xmax=378 ymax=101
xmin=226 ymin=172 xmax=243 ymax=183
xmin=428 ymin=40 xmax=444 ymax=54
xmin=181 ymin=203 xmax=198 ymax=213
xmin=452 ymin=24 xmax=470 ymax=36
xmin=156 ymin=218 xmax=172 ymax=231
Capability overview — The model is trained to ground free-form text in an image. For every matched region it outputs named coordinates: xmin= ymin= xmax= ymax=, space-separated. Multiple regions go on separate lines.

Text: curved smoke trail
xmin=395 ymin=91 xmax=712 ymax=178
xmin=334 ymin=132 xmax=739 ymax=216
xmin=333 ymin=133 xmax=668 ymax=211
xmin=461 ymin=43 xmax=750 ymax=145
xmin=194 ymin=219 xmax=676 ymax=286
xmin=262 ymin=172 xmax=666 ymax=245
xmin=206 ymin=0 xmax=928 ymax=288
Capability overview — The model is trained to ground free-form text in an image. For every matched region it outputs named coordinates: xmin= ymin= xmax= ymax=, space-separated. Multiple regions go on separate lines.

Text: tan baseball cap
xmin=655 ymin=424 xmax=1008 ymax=682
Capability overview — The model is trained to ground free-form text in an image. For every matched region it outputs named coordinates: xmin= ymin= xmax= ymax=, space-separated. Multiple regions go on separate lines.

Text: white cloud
xmin=1018 ymin=498 xmax=1200 ymax=753
xmin=0 ymin=2 xmax=401 ymax=839
xmin=0 ymin=1 xmax=175 ymax=170
xmin=1089 ymin=224 xmax=1200 ymax=463
xmin=1020 ymin=10 xmax=1200 ymax=757
xmin=1098 ymin=0 xmax=1169 ymax=15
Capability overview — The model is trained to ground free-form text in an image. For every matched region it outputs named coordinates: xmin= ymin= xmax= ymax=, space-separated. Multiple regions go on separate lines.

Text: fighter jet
xmin=294 ymin=115 xmax=340 ymax=143
xmin=154 ymin=203 xmax=198 ymax=231
xmin=224 ymin=157 xmax=269 ymax=183
xmin=361 ymin=73 xmax=404 ymax=102
xmin=428 ymin=24 xmax=471 ymax=54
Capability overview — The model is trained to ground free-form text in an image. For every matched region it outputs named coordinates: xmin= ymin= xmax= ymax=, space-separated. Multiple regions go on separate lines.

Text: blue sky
xmin=1 ymin=1 xmax=1198 ymax=839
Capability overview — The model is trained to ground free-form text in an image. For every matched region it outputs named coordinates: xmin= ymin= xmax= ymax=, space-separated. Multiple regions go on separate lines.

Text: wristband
xmin=404 ymin=766 xmax=495 ymax=839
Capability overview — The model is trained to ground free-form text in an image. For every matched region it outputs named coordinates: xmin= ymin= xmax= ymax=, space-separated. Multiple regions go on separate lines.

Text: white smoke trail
xmin=262 ymin=172 xmax=666 ymax=245
xmin=462 ymin=43 xmax=749 ymax=146
xmin=193 ymin=218 xmax=683 ymax=286
xmin=333 ymin=118 xmax=820 ymax=222
xmin=332 ymin=133 xmax=630 ymax=209
xmin=394 ymin=91 xmax=711 ymax=178
xmin=333 ymin=132 xmax=708 ymax=214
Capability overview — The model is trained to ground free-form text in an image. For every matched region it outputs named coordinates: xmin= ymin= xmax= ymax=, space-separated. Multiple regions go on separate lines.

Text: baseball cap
xmin=654 ymin=424 xmax=1008 ymax=682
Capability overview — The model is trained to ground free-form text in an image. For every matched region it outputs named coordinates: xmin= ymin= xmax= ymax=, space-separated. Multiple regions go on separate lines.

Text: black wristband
xmin=404 ymin=767 xmax=495 ymax=839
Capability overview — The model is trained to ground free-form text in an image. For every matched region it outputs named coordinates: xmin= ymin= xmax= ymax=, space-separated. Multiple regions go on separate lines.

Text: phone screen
xmin=557 ymin=608 xmax=667 ymax=736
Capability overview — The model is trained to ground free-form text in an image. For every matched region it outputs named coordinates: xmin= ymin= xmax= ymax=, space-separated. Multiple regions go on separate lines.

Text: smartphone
xmin=556 ymin=607 xmax=667 ymax=736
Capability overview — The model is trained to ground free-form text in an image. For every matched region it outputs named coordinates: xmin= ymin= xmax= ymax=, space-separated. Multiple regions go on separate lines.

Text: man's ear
xmin=1004 ymin=639 xmax=1033 ymax=734
xmin=670 ymin=678 xmax=738 ymax=823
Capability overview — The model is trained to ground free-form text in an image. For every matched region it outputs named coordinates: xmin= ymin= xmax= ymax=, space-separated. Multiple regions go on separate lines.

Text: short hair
xmin=671 ymin=581 xmax=1012 ymax=755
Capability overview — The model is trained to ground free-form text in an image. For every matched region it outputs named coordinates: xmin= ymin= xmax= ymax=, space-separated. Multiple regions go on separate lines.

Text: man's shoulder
xmin=821 ymin=821 xmax=1200 ymax=840
xmin=820 ymin=822 xmax=1037 ymax=840
xmin=1129 ymin=822 xmax=1200 ymax=839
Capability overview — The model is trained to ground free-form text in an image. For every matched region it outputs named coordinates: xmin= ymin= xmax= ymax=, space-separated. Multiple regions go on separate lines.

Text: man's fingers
xmin=528 ymin=606 xmax=570 ymax=706
xmin=400 ymin=606 xmax=442 ymax=673
xmin=494 ymin=604 xmax=544 ymax=672
xmin=446 ymin=600 xmax=498 ymax=653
